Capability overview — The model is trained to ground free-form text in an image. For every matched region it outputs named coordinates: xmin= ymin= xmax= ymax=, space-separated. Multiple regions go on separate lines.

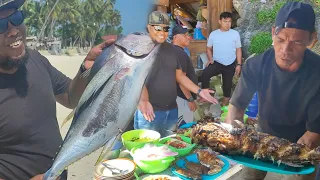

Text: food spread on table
xmin=101 ymin=116 xmax=319 ymax=179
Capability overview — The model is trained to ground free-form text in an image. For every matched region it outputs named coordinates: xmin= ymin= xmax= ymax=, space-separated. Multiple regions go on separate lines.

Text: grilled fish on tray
xmin=190 ymin=120 xmax=320 ymax=167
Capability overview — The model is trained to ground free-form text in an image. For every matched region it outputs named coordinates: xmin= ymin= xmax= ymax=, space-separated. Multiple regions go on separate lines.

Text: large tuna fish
xmin=43 ymin=32 xmax=160 ymax=179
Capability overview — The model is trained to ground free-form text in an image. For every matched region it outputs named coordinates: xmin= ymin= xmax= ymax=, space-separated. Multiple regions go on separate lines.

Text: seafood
xmin=175 ymin=168 xmax=202 ymax=180
xmin=43 ymin=32 xmax=160 ymax=179
xmin=185 ymin=161 xmax=209 ymax=174
xmin=166 ymin=138 xmax=190 ymax=149
xmin=195 ymin=149 xmax=225 ymax=175
xmin=191 ymin=121 xmax=320 ymax=167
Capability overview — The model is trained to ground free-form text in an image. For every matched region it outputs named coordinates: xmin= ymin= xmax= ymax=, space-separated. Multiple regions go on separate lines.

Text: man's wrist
xmin=80 ymin=60 xmax=87 ymax=73
xmin=187 ymin=96 xmax=195 ymax=102
xmin=196 ymin=88 xmax=202 ymax=96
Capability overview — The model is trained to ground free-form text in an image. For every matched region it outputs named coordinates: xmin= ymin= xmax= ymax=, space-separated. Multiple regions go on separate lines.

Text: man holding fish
xmin=0 ymin=0 xmax=117 ymax=179
xmin=134 ymin=11 xmax=218 ymax=137
xmin=225 ymin=2 xmax=320 ymax=180
xmin=0 ymin=1 xmax=217 ymax=179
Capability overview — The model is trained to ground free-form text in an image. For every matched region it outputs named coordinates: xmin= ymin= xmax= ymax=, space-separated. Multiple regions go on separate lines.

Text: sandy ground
xmin=45 ymin=55 xmax=285 ymax=180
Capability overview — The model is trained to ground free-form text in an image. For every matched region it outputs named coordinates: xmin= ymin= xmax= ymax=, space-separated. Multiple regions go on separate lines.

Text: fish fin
xmin=60 ymin=109 xmax=76 ymax=128
xmin=95 ymin=133 xmax=122 ymax=166
xmin=75 ymin=73 xmax=114 ymax=120
xmin=79 ymin=68 xmax=91 ymax=79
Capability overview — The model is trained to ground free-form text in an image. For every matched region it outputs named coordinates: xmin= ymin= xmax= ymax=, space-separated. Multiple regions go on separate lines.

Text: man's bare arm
xmin=236 ymin=48 xmax=242 ymax=64
xmin=225 ymin=104 xmax=246 ymax=124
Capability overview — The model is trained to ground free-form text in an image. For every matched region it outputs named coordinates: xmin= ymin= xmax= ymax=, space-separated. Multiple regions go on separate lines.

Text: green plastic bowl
xmin=159 ymin=135 xmax=196 ymax=157
xmin=131 ymin=144 xmax=177 ymax=174
xmin=221 ymin=112 xmax=248 ymax=123
xmin=121 ymin=129 xmax=161 ymax=151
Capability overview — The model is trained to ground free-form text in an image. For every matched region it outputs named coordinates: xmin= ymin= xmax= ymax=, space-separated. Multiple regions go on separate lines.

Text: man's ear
xmin=271 ymin=27 xmax=276 ymax=42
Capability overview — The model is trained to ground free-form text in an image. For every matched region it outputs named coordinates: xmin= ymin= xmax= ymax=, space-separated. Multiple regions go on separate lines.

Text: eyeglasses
xmin=152 ymin=25 xmax=170 ymax=32
xmin=0 ymin=10 xmax=24 ymax=34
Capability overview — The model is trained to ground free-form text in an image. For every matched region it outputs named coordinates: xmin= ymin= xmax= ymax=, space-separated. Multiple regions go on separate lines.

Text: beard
xmin=0 ymin=49 xmax=29 ymax=71
xmin=0 ymin=49 xmax=30 ymax=98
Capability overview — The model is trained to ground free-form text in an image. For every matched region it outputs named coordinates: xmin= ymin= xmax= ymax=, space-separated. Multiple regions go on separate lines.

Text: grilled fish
xmin=191 ymin=121 xmax=320 ymax=167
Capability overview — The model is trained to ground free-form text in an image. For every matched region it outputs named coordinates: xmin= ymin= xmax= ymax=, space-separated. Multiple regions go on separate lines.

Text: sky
xmin=114 ymin=0 xmax=156 ymax=35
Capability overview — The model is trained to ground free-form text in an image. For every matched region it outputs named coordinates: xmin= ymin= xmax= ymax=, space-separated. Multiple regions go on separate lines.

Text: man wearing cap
xmin=134 ymin=11 xmax=217 ymax=137
xmin=225 ymin=2 xmax=320 ymax=180
xmin=171 ymin=25 xmax=198 ymax=124
xmin=200 ymin=11 xmax=242 ymax=106
xmin=0 ymin=0 xmax=116 ymax=179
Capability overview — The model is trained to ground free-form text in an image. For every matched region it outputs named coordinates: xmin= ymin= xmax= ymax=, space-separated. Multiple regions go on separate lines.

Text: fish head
xmin=114 ymin=32 xmax=160 ymax=63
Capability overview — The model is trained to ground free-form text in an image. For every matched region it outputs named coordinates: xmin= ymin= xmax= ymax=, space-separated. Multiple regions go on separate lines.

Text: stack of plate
xmin=93 ymin=158 xmax=136 ymax=180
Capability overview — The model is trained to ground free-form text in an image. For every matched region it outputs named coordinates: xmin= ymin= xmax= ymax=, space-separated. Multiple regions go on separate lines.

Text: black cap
xmin=275 ymin=2 xmax=315 ymax=33
xmin=172 ymin=25 xmax=189 ymax=37
xmin=0 ymin=0 xmax=24 ymax=11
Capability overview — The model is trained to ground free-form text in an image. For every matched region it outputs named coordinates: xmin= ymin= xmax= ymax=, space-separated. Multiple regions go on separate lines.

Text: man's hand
xmin=205 ymin=60 xmax=214 ymax=67
xmin=138 ymin=100 xmax=155 ymax=122
xmin=235 ymin=65 xmax=241 ymax=77
xmin=188 ymin=101 xmax=197 ymax=112
xmin=83 ymin=35 xmax=117 ymax=69
xmin=297 ymin=131 xmax=320 ymax=149
xmin=199 ymin=89 xmax=218 ymax=104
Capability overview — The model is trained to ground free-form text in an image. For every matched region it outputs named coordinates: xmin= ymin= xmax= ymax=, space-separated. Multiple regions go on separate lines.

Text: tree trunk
xmin=37 ymin=0 xmax=61 ymax=44
xmin=73 ymin=36 xmax=80 ymax=47
xmin=49 ymin=18 xmax=56 ymax=40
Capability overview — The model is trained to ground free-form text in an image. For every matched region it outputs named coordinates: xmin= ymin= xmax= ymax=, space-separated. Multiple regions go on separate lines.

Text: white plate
xmin=142 ymin=175 xmax=182 ymax=180
xmin=95 ymin=158 xmax=136 ymax=178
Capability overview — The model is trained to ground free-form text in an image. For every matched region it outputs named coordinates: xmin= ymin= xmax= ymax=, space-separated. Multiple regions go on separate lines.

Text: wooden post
xmin=207 ymin=0 xmax=233 ymax=33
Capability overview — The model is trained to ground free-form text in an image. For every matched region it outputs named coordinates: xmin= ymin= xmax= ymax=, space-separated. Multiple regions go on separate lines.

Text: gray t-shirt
xmin=146 ymin=42 xmax=181 ymax=111
xmin=230 ymin=48 xmax=320 ymax=142
xmin=0 ymin=49 xmax=71 ymax=179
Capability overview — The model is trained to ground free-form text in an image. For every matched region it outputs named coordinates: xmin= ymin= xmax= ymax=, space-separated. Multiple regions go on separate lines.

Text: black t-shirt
xmin=173 ymin=45 xmax=197 ymax=100
xmin=230 ymin=48 xmax=320 ymax=142
xmin=146 ymin=42 xmax=181 ymax=111
xmin=0 ymin=49 xmax=71 ymax=180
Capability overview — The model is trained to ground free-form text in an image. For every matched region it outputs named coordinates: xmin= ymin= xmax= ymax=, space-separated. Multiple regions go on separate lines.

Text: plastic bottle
xmin=245 ymin=92 xmax=259 ymax=118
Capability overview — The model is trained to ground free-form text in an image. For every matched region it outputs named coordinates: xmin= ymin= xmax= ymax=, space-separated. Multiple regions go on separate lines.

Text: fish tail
xmin=43 ymin=168 xmax=55 ymax=180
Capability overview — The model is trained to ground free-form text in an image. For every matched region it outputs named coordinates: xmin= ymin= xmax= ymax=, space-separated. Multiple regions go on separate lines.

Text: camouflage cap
xmin=0 ymin=0 xmax=24 ymax=11
xmin=148 ymin=11 xmax=170 ymax=26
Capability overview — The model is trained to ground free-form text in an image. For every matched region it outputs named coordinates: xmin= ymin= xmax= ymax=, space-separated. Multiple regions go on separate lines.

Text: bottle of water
xmin=245 ymin=92 xmax=259 ymax=118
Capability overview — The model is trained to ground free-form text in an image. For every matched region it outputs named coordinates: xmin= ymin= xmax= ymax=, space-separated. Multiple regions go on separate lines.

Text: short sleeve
xmin=230 ymin=58 xmax=259 ymax=109
xmin=207 ymin=32 xmax=214 ymax=47
xmin=235 ymin=31 xmax=242 ymax=48
xmin=306 ymin=91 xmax=320 ymax=133
xmin=34 ymin=51 xmax=71 ymax=95
xmin=177 ymin=50 xmax=188 ymax=73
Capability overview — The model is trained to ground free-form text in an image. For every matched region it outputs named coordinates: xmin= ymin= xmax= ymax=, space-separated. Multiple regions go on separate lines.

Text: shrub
xmin=256 ymin=0 xmax=302 ymax=25
xmin=249 ymin=32 xmax=273 ymax=55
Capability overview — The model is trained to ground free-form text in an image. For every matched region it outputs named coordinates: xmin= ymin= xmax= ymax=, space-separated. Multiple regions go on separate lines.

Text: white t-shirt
xmin=207 ymin=29 xmax=242 ymax=66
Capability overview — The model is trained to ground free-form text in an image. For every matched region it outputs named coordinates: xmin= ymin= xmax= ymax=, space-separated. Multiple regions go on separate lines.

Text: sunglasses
xmin=0 ymin=10 xmax=24 ymax=34
xmin=152 ymin=25 xmax=170 ymax=32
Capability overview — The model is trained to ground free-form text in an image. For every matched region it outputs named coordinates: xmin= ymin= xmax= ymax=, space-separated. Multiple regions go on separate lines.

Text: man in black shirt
xmin=171 ymin=25 xmax=198 ymax=124
xmin=134 ymin=11 xmax=217 ymax=137
xmin=226 ymin=2 xmax=319 ymax=180
xmin=0 ymin=1 xmax=116 ymax=179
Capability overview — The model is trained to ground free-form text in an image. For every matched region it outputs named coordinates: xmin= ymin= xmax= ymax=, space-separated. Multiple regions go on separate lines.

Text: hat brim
xmin=148 ymin=23 xmax=170 ymax=26
xmin=0 ymin=0 xmax=25 ymax=11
